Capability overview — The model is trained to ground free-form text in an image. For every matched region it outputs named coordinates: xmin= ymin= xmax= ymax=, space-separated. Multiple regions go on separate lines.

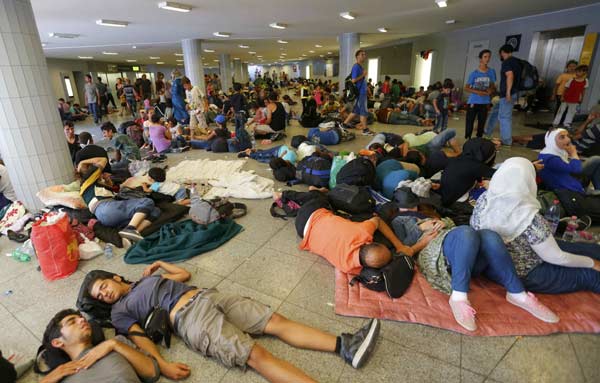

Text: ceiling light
xmin=41 ymin=43 xmax=47 ymax=47
xmin=177 ymin=63 xmax=184 ymax=66
xmin=203 ymin=49 xmax=215 ymax=53
xmin=48 ymin=32 xmax=79 ymax=39
xmin=96 ymin=19 xmax=129 ymax=28
xmin=281 ymin=53 xmax=287 ymax=56
xmin=176 ymin=59 xmax=184 ymax=62
xmin=156 ymin=61 xmax=164 ymax=64
xmin=378 ymin=27 xmax=388 ymax=33
xmin=174 ymin=53 xmax=184 ymax=56
xmin=102 ymin=51 xmax=118 ymax=55
xmin=301 ymin=54 xmax=307 ymax=57
xmin=445 ymin=19 xmax=456 ymax=24
xmin=213 ymin=59 xmax=219 ymax=62
xmin=126 ymin=59 xmax=137 ymax=62
xmin=340 ymin=12 xmax=355 ymax=20
xmin=309 ymin=50 xmax=315 ymax=53
xmin=234 ymin=57 xmax=240 ymax=60
xmin=248 ymin=51 xmax=256 ymax=54
xmin=243 ymin=61 xmax=248 ymax=64
xmin=320 ymin=55 xmax=324 ymax=57
xmin=257 ymin=55 xmax=263 ymax=58
xmin=213 ymin=32 xmax=230 ymax=38
xmin=132 ymin=45 xmax=137 ymax=49
xmin=149 ymin=56 xmax=160 ymax=59
xmin=435 ymin=0 xmax=447 ymax=7
xmin=327 ymin=51 xmax=332 ymax=54
xmin=239 ymin=45 xmax=249 ymax=48
xmin=269 ymin=22 xmax=287 ymax=29
xmin=158 ymin=1 xmax=192 ymax=12
xmin=315 ymin=44 xmax=322 ymax=48
xmin=277 ymin=40 xmax=288 ymax=44
xmin=78 ymin=56 xmax=93 ymax=59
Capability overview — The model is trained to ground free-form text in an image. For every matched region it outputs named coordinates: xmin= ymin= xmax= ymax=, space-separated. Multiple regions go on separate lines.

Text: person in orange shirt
xmin=552 ymin=60 xmax=577 ymax=125
xmin=297 ymin=198 xmax=437 ymax=274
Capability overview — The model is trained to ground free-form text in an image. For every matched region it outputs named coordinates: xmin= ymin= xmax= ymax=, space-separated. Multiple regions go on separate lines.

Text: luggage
xmin=336 ymin=157 xmax=376 ymax=187
xmin=296 ymin=155 xmax=332 ymax=188
xmin=329 ymin=184 xmax=375 ymax=215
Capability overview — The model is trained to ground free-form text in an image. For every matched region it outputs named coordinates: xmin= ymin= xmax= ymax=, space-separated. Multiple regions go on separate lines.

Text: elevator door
xmin=542 ymin=36 xmax=585 ymax=86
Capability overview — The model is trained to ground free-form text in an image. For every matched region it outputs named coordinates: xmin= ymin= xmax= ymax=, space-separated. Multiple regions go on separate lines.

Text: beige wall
xmin=45 ymin=58 xmax=90 ymax=105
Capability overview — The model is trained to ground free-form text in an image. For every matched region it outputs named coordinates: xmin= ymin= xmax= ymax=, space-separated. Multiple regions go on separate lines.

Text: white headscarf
xmin=476 ymin=157 xmax=541 ymax=242
xmin=539 ymin=128 xmax=569 ymax=163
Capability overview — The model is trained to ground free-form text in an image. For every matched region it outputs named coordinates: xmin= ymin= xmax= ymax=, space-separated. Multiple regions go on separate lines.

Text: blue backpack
xmin=295 ymin=155 xmax=332 ymax=188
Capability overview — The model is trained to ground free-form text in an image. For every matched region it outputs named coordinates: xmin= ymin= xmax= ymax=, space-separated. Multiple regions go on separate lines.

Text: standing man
xmin=343 ymin=49 xmax=373 ymax=136
xmin=96 ymin=77 xmax=109 ymax=116
xmin=488 ymin=44 xmax=521 ymax=146
xmin=464 ymin=49 xmax=496 ymax=139
xmin=139 ymin=75 xmax=153 ymax=103
xmin=84 ymin=74 xmax=100 ymax=124
xmin=552 ymin=60 xmax=578 ymax=125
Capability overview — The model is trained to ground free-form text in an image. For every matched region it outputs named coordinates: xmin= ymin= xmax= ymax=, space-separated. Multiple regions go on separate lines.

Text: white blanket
xmin=166 ymin=159 xmax=246 ymax=183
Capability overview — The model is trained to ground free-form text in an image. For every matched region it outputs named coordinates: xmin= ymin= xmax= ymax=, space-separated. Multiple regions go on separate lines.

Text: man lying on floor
xmin=40 ymin=309 xmax=160 ymax=383
xmin=81 ymin=261 xmax=380 ymax=382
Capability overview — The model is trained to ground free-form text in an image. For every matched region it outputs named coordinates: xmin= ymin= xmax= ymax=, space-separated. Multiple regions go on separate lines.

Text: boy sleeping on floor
xmin=141 ymin=167 xmax=190 ymax=206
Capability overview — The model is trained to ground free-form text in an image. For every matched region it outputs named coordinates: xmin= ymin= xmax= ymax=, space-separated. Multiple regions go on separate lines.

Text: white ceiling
xmin=33 ymin=0 xmax=598 ymax=67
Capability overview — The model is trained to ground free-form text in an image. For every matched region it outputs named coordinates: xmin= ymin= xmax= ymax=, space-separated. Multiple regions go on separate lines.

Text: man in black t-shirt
xmin=493 ymin=44 xmax=521 ymax=146
xmin=139 ymin=75 xmax=152 ymax=101
xmin=74 ymin=132 xmax=112 ymax=174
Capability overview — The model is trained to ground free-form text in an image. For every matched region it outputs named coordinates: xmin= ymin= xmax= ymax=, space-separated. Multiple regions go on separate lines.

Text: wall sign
xmin=505 ymin=34 xmax=522 ymax=51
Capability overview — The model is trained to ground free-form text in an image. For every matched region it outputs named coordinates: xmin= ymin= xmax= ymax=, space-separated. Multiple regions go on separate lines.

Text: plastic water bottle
xmin=311 ymin=134 xmax=320 ymax=145
xmin=104 ymin=243 xmax=114 ymax=259
xmin=562 ymin=216 xmax=578 ymax=242
xmin=544 ymin=199 xmax=561 ymax=235
xmin=250 ymin=134 xmax=256 ymax=149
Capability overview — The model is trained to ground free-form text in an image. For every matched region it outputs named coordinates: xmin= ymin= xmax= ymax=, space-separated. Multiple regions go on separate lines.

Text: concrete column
xmin=233 ymin=59 xmax=243 ymax=84
xmin=241 ymin=63 xmax=249 ymax=83
xmin=0 ymin=0 xmax=73 ymax=210
xmin=181 ymin=38 xmax=205 ymax=91
xmin=338 ymin=32 xmax=360 ymax=96
xmin=219 ymin=53 xmax=232 ymax=92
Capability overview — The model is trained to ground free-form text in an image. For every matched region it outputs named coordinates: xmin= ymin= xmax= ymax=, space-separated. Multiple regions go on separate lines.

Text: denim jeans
xmin=497 ymin=94 xmax=517 ymax=145
xmin=443 ymin=226 xmax=525 ymax=293
xmin=582 ymin=156 xmax=600 ymax=190
xmin=126 ymin=98 xmax=137 ymax=118
xmin=434 ymin=110 xmax=448 ymax=133
xmin=250 ymin=145 xmax=282 ymax=163
xmin=190 ymin=139 xmax=213 ymax=150
xmin=88 ymin=102 xmax=100 ymax=123
xmin=426 ymin=128 xmax=456 ymax=152
xmin=366 ymin=133 xmax=386 ymax=149
xmin=94 ymin=198 xmax=160 ymax=228
xmin=523 ymin=240 xmax=600 ymax=294
xmin=388 ymin=112 xmax=421 ymax=126
xmin=484 ymin=102 xmax=500 ymax=137
xmin=308 ymin=128 xmax=340 ymax=145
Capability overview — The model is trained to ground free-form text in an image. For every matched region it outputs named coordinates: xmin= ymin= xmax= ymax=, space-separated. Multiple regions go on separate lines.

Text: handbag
xmin=129 ymin=278 xmax=172 ymax=348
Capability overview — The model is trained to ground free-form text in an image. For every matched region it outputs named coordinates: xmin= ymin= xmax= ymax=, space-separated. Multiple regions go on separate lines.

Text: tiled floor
xmin=1 ymin=105 xmax=598 ymax=383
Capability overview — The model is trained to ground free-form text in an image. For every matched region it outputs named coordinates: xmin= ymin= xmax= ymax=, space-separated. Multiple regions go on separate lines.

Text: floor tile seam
xmin=0 ymin=267 xmax=34 ymax=288
xmin=269 ymin=253 xmax=317 ymax=304
xmin=2 ymin=299 xmax=43 ymax=343
xmin=567 ymin=334 xmax=589 ymax=383
xmin=213 ymin=235 xmax=268 ymax=278
xmin=483 ymin=337 xmax=518 ymax=381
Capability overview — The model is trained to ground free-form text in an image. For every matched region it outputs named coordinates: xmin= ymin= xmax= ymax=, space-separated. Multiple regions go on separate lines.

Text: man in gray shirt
xmin=84 ymin=74 xmax=100 ymax=124
xmin=40 ymin=309 xmax=159 ymax=383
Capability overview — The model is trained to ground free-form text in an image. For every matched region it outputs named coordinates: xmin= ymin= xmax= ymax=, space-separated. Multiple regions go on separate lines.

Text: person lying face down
xmin=81 ymin=262 xmax=381 ymax=382
xmin=40 ymin=309 xmax=160 ymax=383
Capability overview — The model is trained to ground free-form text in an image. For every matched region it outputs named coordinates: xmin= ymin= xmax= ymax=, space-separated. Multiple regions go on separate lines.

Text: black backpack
xmin=344 ymin=74 xmax=358 ymax=102
xmin=518 ymin=59 xmax=539 ymax=91
xmin=336 ymin=157 xmax=376 ymax=187
xmin=291 ymin=135 xmax=308 ymax=148
xmin=328 ymin=184 xmax=375 ymax=215
xmin=296 ymin=155 xmax=332 ymax=188
xmin=350 ymin=255 xmax=415 ymax=298
xmin=118 ymin=120 xmax=138 ymax=134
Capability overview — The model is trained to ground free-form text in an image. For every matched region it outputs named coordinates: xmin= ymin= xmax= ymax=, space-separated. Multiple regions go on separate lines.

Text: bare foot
xmin=273 ymin=191 xmax=282 ymax=200
xmin=261 ymin=139 xmax=273 ymax=145
xmin=308 ymin=186 xmax=328 ymax=193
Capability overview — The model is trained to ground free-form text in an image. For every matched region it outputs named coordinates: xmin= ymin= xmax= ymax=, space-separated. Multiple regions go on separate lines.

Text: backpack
xmin=328 ymin=184 xmax=375 ymax=215
xmin=291 ymin=135 xmax=308 ymax=148
xmin=118 ymin=120 xmax=138 ymax=134
xmin=336 ymin=157 xmax=376 ymax=187
xmin=518 ymin=59 xmax=539 ymax=91
xmin=296 ymin=155 xmax=332 ymax=188
xmin=270 ymin=198 xmax=302 ymax=220
xmin=189 ymin=195 xmax=247 ymax=226
xmin=344 ymin=74 xmax=358 ymax=102
xmin=349 ymin=255 xmax=415 ymax=298
xmin=126 ymin=124 xmax=145 ymax=147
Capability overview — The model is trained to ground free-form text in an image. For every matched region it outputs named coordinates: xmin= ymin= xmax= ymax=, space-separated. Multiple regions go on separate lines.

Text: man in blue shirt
xmin=464 ymin=49 xmax=496 ymax=139
xmin=343 ymin=49 xmax=374 ymax=135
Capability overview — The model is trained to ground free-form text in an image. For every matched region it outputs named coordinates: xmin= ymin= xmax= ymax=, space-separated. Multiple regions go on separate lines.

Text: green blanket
xmin=124 ymin=219 xmax=243 ymax=264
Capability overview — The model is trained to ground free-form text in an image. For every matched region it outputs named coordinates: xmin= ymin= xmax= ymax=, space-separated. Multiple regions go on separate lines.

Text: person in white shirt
xmin=182 ymin=77 xmax=209 ymax=136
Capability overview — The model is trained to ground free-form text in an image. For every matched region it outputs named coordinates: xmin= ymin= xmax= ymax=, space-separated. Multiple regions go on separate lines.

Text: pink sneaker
xmin=506 ymin=292 xmax=559 ymax=323
xmin=449 ymin=299 xmax=477 ymax=331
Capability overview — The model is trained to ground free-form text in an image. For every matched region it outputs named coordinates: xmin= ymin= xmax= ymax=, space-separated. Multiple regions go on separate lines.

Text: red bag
xmin=31 ymin=212 xmax=79 ymax=281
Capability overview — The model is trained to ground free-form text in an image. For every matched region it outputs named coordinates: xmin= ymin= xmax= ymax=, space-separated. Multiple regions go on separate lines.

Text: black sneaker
xmin=339 ymin=318 xmax=380 ymax=368
xmin=118 ymin=228 xmax=143 ymax=242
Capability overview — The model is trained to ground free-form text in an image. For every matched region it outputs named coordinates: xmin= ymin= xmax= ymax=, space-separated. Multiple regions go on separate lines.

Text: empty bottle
xmin=250 ymin=134 xmax=256 ymax=149
xmin=104 ymin=243 xmax=114 ymax=259
xmin=544 ymin=199 xmax=561 ymax=235
xmin=561 ymin=216 xmax=578 ymax=242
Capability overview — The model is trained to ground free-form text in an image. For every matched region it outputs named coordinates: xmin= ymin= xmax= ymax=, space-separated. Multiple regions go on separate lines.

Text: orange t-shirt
xmin=555 ymin=73 xmax=575 ymax=96
xmin=299 ymin=209 xmax=376 ymax=274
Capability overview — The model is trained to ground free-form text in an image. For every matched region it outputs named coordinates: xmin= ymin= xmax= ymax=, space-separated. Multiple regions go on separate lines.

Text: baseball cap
xmin=215 ymin=114 xmax=226 ymax=124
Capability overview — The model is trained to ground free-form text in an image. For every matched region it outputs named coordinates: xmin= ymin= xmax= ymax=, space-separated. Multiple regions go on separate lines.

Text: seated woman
xmin=190 ymin=114 xmax=231 ymax=152
xmin=63 ymin=120 xmax=80 ymax=163
xmin=239 ymin=144 xmax=297 ymax=165
xmin=391 ymin=189 xmax=558 ymax=331
xmin=538 ymin=128 xmax=600 ymax=199
xmin=471 ymin=157 xmax=600 ymax=294
xmin=148 ymin=113 xmax=188 ymax=153
xmin=77 ymin=157 xmax=160 ymax=242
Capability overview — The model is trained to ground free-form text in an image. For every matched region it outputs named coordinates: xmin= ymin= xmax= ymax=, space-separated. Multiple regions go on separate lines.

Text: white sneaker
xmin=449 ymin=299 xmax=477 ymax=331
xmin=506 ymin=292 xmax=559 ymax=323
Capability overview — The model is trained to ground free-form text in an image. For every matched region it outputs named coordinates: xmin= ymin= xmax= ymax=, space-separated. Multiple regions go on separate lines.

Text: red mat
xmin=335 ymin=269 xmax=600 ymax=336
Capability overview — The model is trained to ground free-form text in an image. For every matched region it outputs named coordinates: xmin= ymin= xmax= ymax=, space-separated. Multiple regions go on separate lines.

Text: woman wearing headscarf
xmin=439 ymin=138 xmax=497 ymax=206
xmin=170 ymin=70 xmax=189 ymax=125
xmin=471 ymin=157 xmax=600 ymax=294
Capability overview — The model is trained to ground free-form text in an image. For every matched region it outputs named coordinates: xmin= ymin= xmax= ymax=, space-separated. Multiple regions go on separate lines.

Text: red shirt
xmin=563 ymin=78 xmax=588 ymax=103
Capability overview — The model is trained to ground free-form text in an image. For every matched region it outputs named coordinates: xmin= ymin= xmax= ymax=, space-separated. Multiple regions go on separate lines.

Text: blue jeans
xmin=582 ymin=156 xmax=600 ymax=190
xmin=308 ymin=128 xmax=340 ymax=145
xmin=126 ymin=98 xmax=137 ymax=117
xmin=94 ymin=198 xmax=160 ymax=228
xmin=352 ymin=93 xmax=368 ymax=117
xmin=484 ymin=102 xmax=499 ymax=136
xmin=434 ymin=110 xmax=448 ymax=133
xmin=88 ymin=102 xmax=100 ymax=123
xmin=190 ymin=139 xmax=213 ymax=150
xmin=426 ymin=128 xmax=456 ymax=152
xmin=443 ymin=226 xmax=525 ymax=293
xmin=496 ymin=94 xmax=517 ymax=145
xmin=367 ymin=133 xmax=386 ymax=149
xmin=250 ymin=145 xmax=282 ymax=163
xmin=523 ymin=240 xmax=600 ymax=294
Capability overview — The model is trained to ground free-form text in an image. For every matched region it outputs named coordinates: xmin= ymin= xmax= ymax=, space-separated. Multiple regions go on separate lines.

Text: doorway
xmin=414 ymin=53 xmax=433 ymax=89
xmin=367 ymin=58 xmax=379 ymax=84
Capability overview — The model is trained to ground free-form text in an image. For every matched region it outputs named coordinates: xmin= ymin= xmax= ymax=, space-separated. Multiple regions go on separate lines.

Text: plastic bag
xmin=78 ymin=234 xmax=103 ymax=260
xmin=31 ymin=212 xmax=79 ymax=281
xmin=329 ymin=152 xmax=356 ymax=189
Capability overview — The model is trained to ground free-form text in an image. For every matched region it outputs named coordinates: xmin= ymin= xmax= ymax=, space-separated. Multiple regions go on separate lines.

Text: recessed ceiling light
xmin=257 ymin=55 xmax=263 ymax=58
xmin=177 ymin=63 xmax=184 ymax=66
xmin=327 ymin=51 xmax=332 ymax=54
xmin=445 ymin=19 xmax=456 ymax=24
xmin=435 ymin=0 xmax=447 ymax=7
xmin=156 ymin=61 xmax=164 ymax=64
xmin=243 ymin=61 xmax=249 ymax=64
xmin=269 ymin=22 xmax=287 ymax=30
xmin=309 ymin=50 xmax=315 ymax=53
xmin=203 ymin=49 xmax=215 ymax=53
xmin=213 ymin=32 xmax=230 ymax=38
xmin=213 ymin=59 xmax=220 ymax=62
xmin=48 ymin=32 xmax=79 ymax=39
xmin=248 ymin=51 xmax=256 ymax=54
xmin=41 ymin=43 xmax=47 ymax=47
xmin=277 ymin=40 xmax=288 ymax=44
xmin=320 ymin=55 xmax=324 ymax=57
xmin=176 ymin=59 xmax=184 ymax=62
xmin=102 ymin=51 xmax=118 ymax=55
xmin=158 ymin=1 xmax=192 ymax=12
xmin=239 ymin=44 xmax=249 ymax=49
xmin=132 ymin=45 xmax=137 ymax=49
xmin=281 ymin=53 xmax=287 ymax=56
xmin=96 ymin=19 xmax=129 ymax=28
xmin=78 ymin=56 xmax=93 ymax=59
xmin=126 ymin=59 xmax=137 ymax=62
xmin=301 ymin=54 xmax=307 ymax=57
xmin=315 ymin=44 xmax=322 ymax=48
xmin=149 ymin=56 xmax=160 ymax=59
xmin=234 ymin=57 xmax=240 ymax=60
xmin=174 ymin=53 xmax=184 ymax=56
xmin=340 ymin=12 xmax=355 ymax=20
xmin=378 ymin=27 xmax=388 ymax=33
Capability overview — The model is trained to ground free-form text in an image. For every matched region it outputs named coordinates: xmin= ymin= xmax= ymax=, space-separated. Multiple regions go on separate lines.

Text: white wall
xmin=45 ymin=58 xmax=91 ymax=104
